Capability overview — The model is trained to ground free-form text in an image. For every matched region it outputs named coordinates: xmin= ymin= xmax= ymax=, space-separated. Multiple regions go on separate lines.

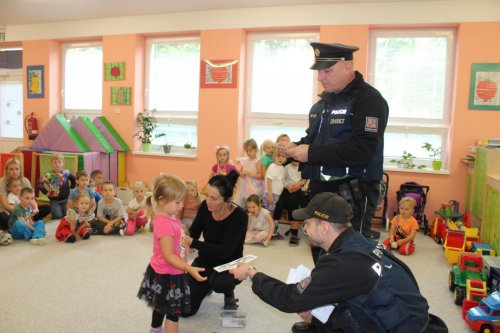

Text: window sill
xmin=132 ymin=148 xmax=197 ymax=159
xmin=384 ymin=165 xmax=450 ymax=175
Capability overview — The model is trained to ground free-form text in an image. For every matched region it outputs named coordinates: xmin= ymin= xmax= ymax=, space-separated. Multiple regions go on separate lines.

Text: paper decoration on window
xmin=105 ymin=62 xmax=125 ymax=81
xmin=200 ymin=59 xmax=238 ymax=88
xmin=111 ymin=87 xmax=131 ymax=105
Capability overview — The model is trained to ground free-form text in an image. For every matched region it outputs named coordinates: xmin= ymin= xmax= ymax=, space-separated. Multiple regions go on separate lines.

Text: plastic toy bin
xmin=220 ymin=310 xmax=247 ymax=328
xmin=444 ymin=230 xmax=465 ymax=265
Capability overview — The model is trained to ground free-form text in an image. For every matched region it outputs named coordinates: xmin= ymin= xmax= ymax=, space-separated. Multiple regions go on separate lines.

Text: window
xmin=145 ymin=37 xmax=200 ymax=147
xmin=369 ymin=29 xmax=455 ymax=170
xmin=0 ymin=68 xmax=23 ymax=139
xmin=246 ymin=32 xmax=318 ymax=146
xmin=62 ymin=42 xmax=103 ymax=115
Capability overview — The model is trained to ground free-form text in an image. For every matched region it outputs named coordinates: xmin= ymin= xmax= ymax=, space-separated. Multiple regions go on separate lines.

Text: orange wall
xmin=17 ymin=22 xmax=500 ymax=219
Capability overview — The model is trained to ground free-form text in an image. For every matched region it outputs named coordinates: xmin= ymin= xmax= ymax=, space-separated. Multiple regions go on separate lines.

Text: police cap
xmin=310 ymin=42 xmax=359 ymax=70
xmin=292 ymin=192 xmax=353 ymax=224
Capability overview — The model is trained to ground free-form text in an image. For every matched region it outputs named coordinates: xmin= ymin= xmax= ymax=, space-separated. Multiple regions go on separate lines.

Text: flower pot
xmin=432 ymin=160 xmax=442 ymax=171
xmin=163 ymin=145 xmax=172 ymax=154
xmin=142 ymin=143 xmax=153 ymax=153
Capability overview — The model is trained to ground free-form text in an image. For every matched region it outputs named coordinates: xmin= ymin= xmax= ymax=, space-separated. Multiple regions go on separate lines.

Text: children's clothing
xmin=260 ymin=155 xmax=273 ymax=169
xmin=7 ymin=192 xmax=20 ymax=206
xmin=273 ymin=163 xmax=309 ymax=221
xmin=211 ymin=163 xmax=238 ymax=176
xmin=92 ymin=197 xmax=125 ymax=235
xmin=55 ymin=209 xmax=94 ymax=242
xmin=126 ymin=196 xmax=148 ymax=235
xmin=239 ymin=157 xmax=264 ymax=200
xmin=382 ymin=215 xmax=419 ymax=255
xmin=262 ymin=163 xmax=285 ymax=213
xmin=137 ymin=215 xmax=191 ymax=318
xmin=181 ymin=197 xmax=201 ymax=231
xmin=8 ymin=204 xmax=46 ymax=241
xmin=245 ymin=207 xmax=272 ymax=244
xmin=36 ymin=169 xmax=76 ymax=219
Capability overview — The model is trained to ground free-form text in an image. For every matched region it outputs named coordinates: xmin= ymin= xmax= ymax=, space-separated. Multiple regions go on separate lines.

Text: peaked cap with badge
xmin=292 ymin=192 xmax=353 ymax=224
xmin=310 ymin=42 xmax=359 ymax=70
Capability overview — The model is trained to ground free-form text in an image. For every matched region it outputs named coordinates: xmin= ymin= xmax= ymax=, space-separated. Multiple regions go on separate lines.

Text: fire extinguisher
xmin=24 ymin=112 xmax=39 ymax=140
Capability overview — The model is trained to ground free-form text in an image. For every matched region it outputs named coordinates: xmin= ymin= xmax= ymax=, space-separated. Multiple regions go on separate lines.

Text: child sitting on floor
xmin=383 ymin=197 xmax=419 ymax=255
xmin=56 ymin=193 xmax=94 ymax=243
xmin=67 ymin=170 xmax=97 ymax=213
xmin=92 ymin=181 xmax=125 ymax=236
xmin=245 ymin=194 xmax=274 ymax=247
xmin=125 ymin=180 xmax=149 ymax=235
xmin=8 ymin=187 xmax=47 ymax=245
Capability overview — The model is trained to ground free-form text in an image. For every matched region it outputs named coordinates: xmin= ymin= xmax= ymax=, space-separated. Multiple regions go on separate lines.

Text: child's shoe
xmin=263 ymin=238 xmax=270 ymax=247
xmin=65 ymin=235 xmax=76 ymax=243
xmin=30 ymin=237 xmax=47 ymax=245
xmin=150 ymin=327 xmax=162 ymax=333
xmin=289 ymin=235 xmax=300 ymax=247
xmin=0 ymin=232 xmax=13 ymax=246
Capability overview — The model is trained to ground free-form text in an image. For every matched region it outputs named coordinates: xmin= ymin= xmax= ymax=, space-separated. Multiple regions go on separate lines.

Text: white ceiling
xmin=0 ymin=0 xmax=436 ymax=26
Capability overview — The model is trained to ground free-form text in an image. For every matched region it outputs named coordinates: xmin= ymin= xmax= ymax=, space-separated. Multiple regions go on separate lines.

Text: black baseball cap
xmin=292 ymin=192 xmax=353 ymax=224
xmin=310 ymin=42 xmax=359 ymax=70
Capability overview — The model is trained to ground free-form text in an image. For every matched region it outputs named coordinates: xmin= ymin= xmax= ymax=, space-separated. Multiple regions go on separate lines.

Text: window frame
xmin=368 ymin=28 xmax=456 ymax=171
xmin=144 ymin=36 xmax=200 ymax=149
xmin=61 ymin=41 xmax=103 ymax=116
xmin=244 ymin=31 xmax=319 ymax=144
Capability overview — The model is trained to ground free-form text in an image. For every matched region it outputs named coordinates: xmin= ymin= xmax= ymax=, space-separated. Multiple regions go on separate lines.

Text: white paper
xmin=287 ymin=265 xmax=335 ymax=324
xmin=213 ymin=254 xmax=257 ymax=273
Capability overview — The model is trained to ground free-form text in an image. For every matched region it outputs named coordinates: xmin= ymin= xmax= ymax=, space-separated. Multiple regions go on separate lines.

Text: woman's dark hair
xmin=208 ymin=169 xmax=239 ymax=201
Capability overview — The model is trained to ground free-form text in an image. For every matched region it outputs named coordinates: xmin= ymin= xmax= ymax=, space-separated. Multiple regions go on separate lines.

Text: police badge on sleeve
xmin=365 ymin=117 xmax=379 ymax=132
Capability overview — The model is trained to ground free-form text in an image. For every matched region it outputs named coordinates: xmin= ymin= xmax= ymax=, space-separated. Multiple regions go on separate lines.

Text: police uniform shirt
xmin=301 ymin=71 xmax=388 ymax=169
xmin=250 ymin=228 xmax=380 ymax=325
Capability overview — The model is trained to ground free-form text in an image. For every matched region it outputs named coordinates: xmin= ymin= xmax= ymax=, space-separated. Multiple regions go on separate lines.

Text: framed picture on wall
xmin=469 ymin=63 xmax=500 ymax=110
xmin=27 ymin=65 xmax=44 ymax=98
xmin=200 ymin=60 xmax=238 ymax=88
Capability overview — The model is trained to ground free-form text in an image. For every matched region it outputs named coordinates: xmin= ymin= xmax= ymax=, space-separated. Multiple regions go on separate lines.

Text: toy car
xmin=449 ymin=252 xmax=487 ymax=305
xmin=465 ymin=291 xmax=500 ymax=332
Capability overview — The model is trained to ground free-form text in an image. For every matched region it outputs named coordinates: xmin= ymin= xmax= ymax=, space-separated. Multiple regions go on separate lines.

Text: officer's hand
xmin=297 ymin=310 xmax=312 ymax=323
xmin=286 ymin=144 xmax=309 ymax=162
xmin=277 ymin=142 xmax=296 ymax=155
xmin=229 ymin=263 xmax=250 ymax=281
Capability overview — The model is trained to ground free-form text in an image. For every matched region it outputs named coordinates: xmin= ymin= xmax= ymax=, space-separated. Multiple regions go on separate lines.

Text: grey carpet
xmin=0 ymin=221 xmax=471 ymax=332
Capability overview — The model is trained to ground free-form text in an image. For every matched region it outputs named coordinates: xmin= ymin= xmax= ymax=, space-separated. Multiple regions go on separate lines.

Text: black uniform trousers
xmin=181 ymin=257 xmax=241 ymax=317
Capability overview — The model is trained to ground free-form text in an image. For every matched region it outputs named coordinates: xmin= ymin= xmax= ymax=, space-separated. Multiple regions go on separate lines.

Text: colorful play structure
xmin=14 ymin=115 xmax=129 ymax=198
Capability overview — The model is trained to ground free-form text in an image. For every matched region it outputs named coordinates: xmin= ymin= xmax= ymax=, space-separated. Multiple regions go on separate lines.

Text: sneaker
xmin=0 ymin=232 xmax=13 ymax=246
xmin=65 ymin=234 xmax=76 ymax=243
xmin=263 ymin=238 xmax=270 ymax=247
xmin=150 ymin=327 xmax=162 ymax=333
xmin=292 ymin=321 xmax=318 ymax=333
xmin=30 ymin=237 xmax=47 ymax=245
xmin=289 ymin=235 xmax=300 ymax=246
xmin=119 ymin=228 xmax=125 ymax=236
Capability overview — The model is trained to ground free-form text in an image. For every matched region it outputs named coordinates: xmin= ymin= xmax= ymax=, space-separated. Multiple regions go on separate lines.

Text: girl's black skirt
xmin=137 ymin=264 xmax=191 ymax=317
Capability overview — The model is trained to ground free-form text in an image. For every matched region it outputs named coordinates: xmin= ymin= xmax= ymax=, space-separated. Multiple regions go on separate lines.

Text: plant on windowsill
xmin=390 ymin=151 xmax=426 ymax=169
xmin=134 ymin=108 xmax=165 ymax=153
xmin=422 ymin=142 xmax=442 ymax=170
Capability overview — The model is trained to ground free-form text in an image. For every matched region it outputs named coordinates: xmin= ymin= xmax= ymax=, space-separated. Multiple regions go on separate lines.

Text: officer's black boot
xmin=291 ymin=321 xmax=318 ymax=333
xmin=223 ymin=291 xmax=239 ymax=310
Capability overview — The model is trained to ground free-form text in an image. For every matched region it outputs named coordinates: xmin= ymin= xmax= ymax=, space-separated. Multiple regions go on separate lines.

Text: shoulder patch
xmin=296 ymin=276 xmax=312 ymax=294
xmin=365 ymin=117 xmax=378 ymax=132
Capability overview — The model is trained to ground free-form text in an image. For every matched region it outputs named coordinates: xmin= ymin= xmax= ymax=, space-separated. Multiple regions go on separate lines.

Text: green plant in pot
xmin=422 ymin=142 xmax=442 ymax=170
xmin=390 ymin=151 xmax=425 ymax=169
xmin=135 ymin=109 xmax=165 ymax=152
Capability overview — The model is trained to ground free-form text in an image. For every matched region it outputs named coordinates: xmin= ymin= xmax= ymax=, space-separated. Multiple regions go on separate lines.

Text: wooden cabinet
xmin=467 ymin=146 xmax=500 ymax=254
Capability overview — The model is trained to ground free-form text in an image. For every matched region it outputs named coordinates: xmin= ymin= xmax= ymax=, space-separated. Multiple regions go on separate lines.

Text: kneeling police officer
xmin=230 ymin=192 xmax=430 ymax=333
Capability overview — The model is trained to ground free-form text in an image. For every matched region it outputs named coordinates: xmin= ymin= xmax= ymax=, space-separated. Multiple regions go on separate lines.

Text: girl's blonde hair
xmin=260 ymin=139 xmax=275 ymax=155
xmin=4 ymin=158 xmax=24 ymax=180
xmin=399 ymin=197 xmax=417 ymax=209
xmin=146 ymin=174 xmax=187 ymax=213
xmin=185 ymin=180 xmax=199 ymax=198
xmin=243 ymin=138 xmax=258 ymax=152
xmin=132 ymin=180 xmax=146 ymax=191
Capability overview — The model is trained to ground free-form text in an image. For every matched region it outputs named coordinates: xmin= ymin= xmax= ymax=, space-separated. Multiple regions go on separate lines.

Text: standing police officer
xmin=284 ymin=42 xmax=388 ymax=249
xmin=230 ymin=193 xmax=430 ymax=333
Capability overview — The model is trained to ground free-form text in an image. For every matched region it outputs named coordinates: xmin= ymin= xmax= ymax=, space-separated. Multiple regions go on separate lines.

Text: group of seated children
xmin=2 ymin=152 xmax=203 ymax=246
xmin=238 ymin=134 xmax=310 ymax=247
